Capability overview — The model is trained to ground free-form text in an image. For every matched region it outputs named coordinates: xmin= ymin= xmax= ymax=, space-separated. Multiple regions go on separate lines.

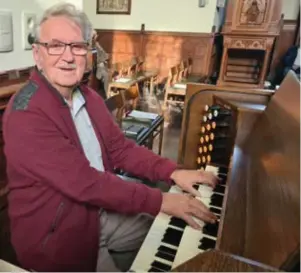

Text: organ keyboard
xmin=131 ymin=98 xmax=237 ymax=271
xmin=130 ymin=164 xmax=228 ymax=272
xmin=131 ymin=71 xmax=300 ymax=272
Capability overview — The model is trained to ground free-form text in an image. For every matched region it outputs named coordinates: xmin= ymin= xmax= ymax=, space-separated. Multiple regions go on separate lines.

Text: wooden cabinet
xmin=217 ymin=0 xmax=283 ymax=88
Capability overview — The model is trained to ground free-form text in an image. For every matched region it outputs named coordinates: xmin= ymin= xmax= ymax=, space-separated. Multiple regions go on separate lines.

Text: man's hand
xmin=160 ymin=192 xmax=217 ymax=229
xmin=170 ymin=169 xmax=219 ymax=197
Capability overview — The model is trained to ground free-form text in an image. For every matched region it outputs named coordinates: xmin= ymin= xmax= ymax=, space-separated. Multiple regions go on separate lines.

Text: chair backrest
xmin=187 ymin=57 xmax=193 ymax=75
xmin=183 ymin=60 xmax=189 ymax=78
xmin=170 ymin=66 xmax=178 ymax=85
xmin=121 ymin=61 xmax=131 ymax=77
xmin=108 ymin=62 xmax=122 ymax=82
xmin=104 ymin=91 xmax=126 ymax=127
xmin=164 ymin=69 xmax=173 ymax=90
xmin=177 ymin=62 xmax=185 ymax=82
xmin=128 ymin=63 xmax=138 ymax=77
xmin=136 ymin=57 xmax=144 ymax=72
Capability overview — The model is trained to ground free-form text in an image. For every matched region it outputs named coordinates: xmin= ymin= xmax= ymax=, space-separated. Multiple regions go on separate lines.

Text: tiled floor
xmin=136 ymin=88 xmax=184 ymax=162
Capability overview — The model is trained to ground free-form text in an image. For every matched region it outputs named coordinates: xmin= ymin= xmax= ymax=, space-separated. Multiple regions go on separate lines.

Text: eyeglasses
xmin=35 ymin=40 xmax=90 ymax=56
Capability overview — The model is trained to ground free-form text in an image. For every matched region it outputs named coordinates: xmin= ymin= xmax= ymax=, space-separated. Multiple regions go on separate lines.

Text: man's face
xmin=33 ymin=16 xmax=88 ymax=88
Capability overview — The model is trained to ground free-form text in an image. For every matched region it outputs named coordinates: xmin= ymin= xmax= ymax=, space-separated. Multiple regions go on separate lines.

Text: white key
xmin=196 ymin=196 xmax=211 ymax=207
xmin=130 ymin=212 xmax=171 ymax=271
xmin=130 ymin=185 xmax=182 ymax=271
xmin=172 ymin=225 xmax=204 ymax=268
xmin=205 ymin=165 xmax=219 ymax=176
xmin=172 ymin=221 xmax=217 ymax=269
xmin=197 ymin=184 xmax=213 ymax=198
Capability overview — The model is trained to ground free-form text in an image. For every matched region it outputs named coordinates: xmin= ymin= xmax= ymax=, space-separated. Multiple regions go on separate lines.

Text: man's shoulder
xmin=11 ymin=81 xmax=39 ymax=111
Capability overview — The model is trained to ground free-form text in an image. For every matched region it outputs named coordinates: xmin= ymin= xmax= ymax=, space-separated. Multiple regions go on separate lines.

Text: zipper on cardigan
xmin=41 ymin=202 xmax=65 ymax=249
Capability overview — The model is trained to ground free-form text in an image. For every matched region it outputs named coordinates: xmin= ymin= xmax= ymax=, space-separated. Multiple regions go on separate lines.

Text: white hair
xmin=33 ymin=2 xmax=93 ymax=43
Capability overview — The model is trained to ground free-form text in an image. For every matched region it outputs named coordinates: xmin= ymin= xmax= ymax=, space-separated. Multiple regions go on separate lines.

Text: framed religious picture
xmin=96 ymin=0 xmax=132 ymax=15
xmin=239 ymin=0 xmax=268 ymax=25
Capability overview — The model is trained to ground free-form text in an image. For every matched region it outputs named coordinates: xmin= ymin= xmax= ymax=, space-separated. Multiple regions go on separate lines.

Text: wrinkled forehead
xmin=39 ymin=16 xmax=84 ymax=42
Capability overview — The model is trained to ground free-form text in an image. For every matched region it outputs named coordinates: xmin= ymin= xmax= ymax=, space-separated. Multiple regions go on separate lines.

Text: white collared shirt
xmin=67 ymin=89 xmax=105 ymax=172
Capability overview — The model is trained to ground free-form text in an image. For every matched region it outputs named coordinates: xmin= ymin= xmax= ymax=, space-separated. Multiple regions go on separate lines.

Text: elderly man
xmin=3 ymin=3 xmax=218 ymax=272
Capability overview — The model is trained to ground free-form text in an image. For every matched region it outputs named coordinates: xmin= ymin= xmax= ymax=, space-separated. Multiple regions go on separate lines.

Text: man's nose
xmin=61 ymin=45 xmax=75 ymax=62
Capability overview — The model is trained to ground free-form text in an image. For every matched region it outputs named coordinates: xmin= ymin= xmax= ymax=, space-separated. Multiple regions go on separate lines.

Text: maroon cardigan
xmin=3 ymin=68 xmax=177 ymax=272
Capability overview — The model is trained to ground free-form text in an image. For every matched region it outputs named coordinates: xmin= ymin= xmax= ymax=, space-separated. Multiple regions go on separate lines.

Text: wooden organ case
xmin=130 ymin=72 xmax=299 ymax=272
xmin=174 ymin=71 xmax=300 ymax=271
xmin=217 ymin=0 xmax=283 ymax=88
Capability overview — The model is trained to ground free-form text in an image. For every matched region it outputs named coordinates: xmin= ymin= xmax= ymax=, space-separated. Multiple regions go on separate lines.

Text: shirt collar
xmin=64 ymin=88 xmax=86 ymax=117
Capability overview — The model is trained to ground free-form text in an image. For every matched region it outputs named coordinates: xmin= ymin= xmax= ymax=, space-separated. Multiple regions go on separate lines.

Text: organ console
xmin=130 ymin=71 xmax=300 ymax=272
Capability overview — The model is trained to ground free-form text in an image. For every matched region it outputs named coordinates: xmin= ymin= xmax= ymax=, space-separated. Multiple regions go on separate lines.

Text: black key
xmin=219 ymin=176 xmax=227 ymax=185
xmin=162 ymin=227 xmax=183 ymax=247
xmin=214 ymin=184 xmax=225 ymax=194
xmin=218 ymin=172 xmax=227 ymax=179
xmin=200 ymin=236 xmax=216 ymax=245
xmin=218 ymin=166 xmax=228 ymax=174
xmin=210 ymin=194 xmax=224 ymax=208
xmin=151 ymin=261 xmax=171 ymax=271
xmin=148 ymin=266 xmax=164 ymax=272
xmin=155 ymin=251 xmax=174 ymax=262
xmin=203 ymin=222 xmax=219 ymax=237
xmin=210 ymin=207 xmax=221 ymax=215
xmin=198 ymin=237 xmax=216 ymax=250
xmin=193 ymin=184 xmax=199 ymax=190
xmin=218 ymin=172 xmax=227 ymax=177
xmin=158 ymin=245 xmax=177 ymax=256
xmin=169 ymin=217 xmax=187 ymax=229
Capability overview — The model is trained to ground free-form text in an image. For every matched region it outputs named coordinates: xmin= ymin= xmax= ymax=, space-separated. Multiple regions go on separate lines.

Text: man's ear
xmin=32 ymin=44 xmax=42 ymax=70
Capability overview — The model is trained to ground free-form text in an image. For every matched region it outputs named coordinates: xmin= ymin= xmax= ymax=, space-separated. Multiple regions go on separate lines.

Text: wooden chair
xmin=128 ymin=57 xmax=139 ymax=77
xmin=177 ymin=62 xmax=185 ymax=82
xmin=187 ymin=57 xmax=193 ymax=75
xmin=107 ymin=62 xmax=123 ymax=98
xmin=182 ymin=57 xmax=203 ymax=83
xmin=136 ymin=56 xmax=144 ymax=74
xmin=163 ymin=66 xmax=186 ymax=110
xmin=182 ymin=60 xmax=189 ymax=80
xmin=121 ymin=61 xmax=131 ymax=77
xmin=105 ymin=90 xmax=127 ymax=127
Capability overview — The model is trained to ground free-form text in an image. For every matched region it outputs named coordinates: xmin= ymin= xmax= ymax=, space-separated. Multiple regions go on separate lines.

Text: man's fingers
xmin=198 ymin=171 xmax=219 ymax=187
xmin=181 ymin=214 xmax=201 ymax=230
xmin=188 ymin=198 xmax=218 ymax=223
xmin=185 ymin=186 xmax=218 ymax=222
xmin=186 ymin=186 xmax=202 ymax=198
xmin=190 ymin=206 xmax=217 ymax=224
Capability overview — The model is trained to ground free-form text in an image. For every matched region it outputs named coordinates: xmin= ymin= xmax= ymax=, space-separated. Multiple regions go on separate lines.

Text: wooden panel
xmin=96 ymin=30 xmax=141 ymax=65
xmin=143 ymin=33 xmax=215 ymax=82
xmin=96 ymin=29 xmax=215 ymax=82
xmin=0 ymin=67 xmax=32 ymax=88
xmin=175 ymin=71 xmax=299 ymax=272
xmin=172 ymin=250 xmax=278 ymax=272
xmin=219 ymin=71 xmax=300 ymax=269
